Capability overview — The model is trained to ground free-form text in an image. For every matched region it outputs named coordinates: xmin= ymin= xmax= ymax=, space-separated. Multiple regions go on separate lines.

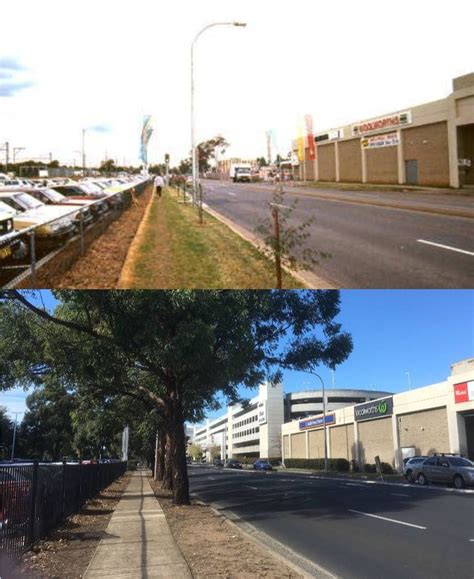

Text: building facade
xmin=282 ymin=359 xmax=474 ymax=471
xmin=293 ymin=73 xmax=474 ymax=188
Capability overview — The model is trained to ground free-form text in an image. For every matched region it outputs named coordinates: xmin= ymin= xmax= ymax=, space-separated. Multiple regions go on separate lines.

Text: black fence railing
xmin=0 ymin=461 xmax=127 ymax=571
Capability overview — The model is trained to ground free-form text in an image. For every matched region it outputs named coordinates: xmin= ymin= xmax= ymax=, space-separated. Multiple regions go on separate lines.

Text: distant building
xmin=293 ymin=73 xmax=474 ymax=188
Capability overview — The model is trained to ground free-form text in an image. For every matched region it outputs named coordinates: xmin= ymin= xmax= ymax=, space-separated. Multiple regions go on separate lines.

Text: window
xmin=424 ymin=457 xmax=437 ymax=466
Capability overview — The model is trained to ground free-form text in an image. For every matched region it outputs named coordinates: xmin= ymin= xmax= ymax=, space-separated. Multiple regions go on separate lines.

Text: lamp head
xmin=233 ymin=22 xmax=247 ymax=27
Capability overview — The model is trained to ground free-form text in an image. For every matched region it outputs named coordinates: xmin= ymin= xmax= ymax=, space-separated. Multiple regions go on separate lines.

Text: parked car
xmin=186 ymin=456 xmax=192 ymax=464
xmin=49 ymin=185 xmax=109 ymax=218
xmin=213 ymin=459 xmax=224 ymax=467
xmin=414 ymin=455 xmax=474 ymax=489
xmin=0 ymin=210 xmax=28 ymax=261
xmin=0 ymin=193 xmax=75 ymax=246
xmin=224 ymin=459 xmax=242 ymax=470
xmin=403 ymin=456 xmax=428 ymax=482
xmin=0 ymin=468 xmax=31 ymax=530
xmin=11 ymin=187 xmax=95 ymax=229
xmin=253 ymin=460 xmax=273 ymax=471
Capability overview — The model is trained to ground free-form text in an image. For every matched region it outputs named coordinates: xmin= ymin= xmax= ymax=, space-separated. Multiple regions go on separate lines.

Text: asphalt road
xmin=188 ymin=465 xmax=474 ymax=579
xmin=201 ymin=180 xmax=474 ymax=288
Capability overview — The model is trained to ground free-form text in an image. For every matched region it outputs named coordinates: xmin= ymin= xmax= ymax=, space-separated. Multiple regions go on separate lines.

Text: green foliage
xmin=380 ymin=462 xmax=394 ymax=474
xmin=99 ymin=159 xmax=116 ymax=175
xmin=196 ymin=135 xmax=229 ymax=173
xmin=255 ymin=185 xmax=331 ymax=287
xmin=188 ymin=443 xmax=203 ymax=461
xmin=284 ymin=458 xmax=350 ymax=472
xmin=256 ymin=157 xmax=268 ymax=167
xmin=209 ymin=445 xmax=221 ymax=460
xmin=0 ymin=406 xmax=14 ymax=460
xmin=364 ymin=463 xmax=377 ymax=473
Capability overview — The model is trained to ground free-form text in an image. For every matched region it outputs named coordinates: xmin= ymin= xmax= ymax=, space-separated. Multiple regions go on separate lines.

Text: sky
xmin=1 ymin=0 xmax=473 ymax=168
xmin=1 ymin=290 xmax=473 ymax=421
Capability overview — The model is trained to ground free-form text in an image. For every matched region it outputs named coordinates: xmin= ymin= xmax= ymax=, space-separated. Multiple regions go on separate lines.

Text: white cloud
xmin=1 ymin=0 xmax=472 ymax=166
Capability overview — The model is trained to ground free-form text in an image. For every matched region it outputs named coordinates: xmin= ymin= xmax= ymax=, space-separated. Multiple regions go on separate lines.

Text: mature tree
xmin=99 ymin=159 xmax=116 ymax=175
xmin=178 ymin=158 xmax=192 ymax=175
xmin=256 ymin=157 xmax=268 ymax=167
xmin=196 ymin=135 xmax=229 ymax=173
xmin=0 ymin=406 xmax=14 ymax=460
xmin=210 ymin=445 xmax=221 ymax=460
xmin=0 ymin=290 xmax=352 ymax=504
xmin=18 ymin=378 xmax=75 ymax=460
xmin=149 ymin=163 xmax=167 ymax=176
xmin=188 ymin=443 xmax=203 ymax=462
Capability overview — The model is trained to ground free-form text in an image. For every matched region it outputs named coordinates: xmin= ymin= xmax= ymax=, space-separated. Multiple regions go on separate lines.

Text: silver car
xmin=403 ymin=456 xmax=428 ymax=482
xmin=414 ymin=455 xmax=474 ymax=489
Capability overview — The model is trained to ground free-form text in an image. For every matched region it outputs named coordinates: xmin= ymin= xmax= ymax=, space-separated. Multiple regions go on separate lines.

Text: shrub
xmin=364 ymin=463 xmax=377 ymax=473
xmin=381 ymin=462 xmax=394 ymax=474
xmin=284 ymin=458 xmax=350 ymax=472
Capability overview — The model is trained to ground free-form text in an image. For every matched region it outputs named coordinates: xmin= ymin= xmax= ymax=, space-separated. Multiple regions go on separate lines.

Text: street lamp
xmin=191 ymin=21 xmax=247 ymax=205
xmin=82 ymin=128 xmax=86 ymax=176
xmin=304 ymin=370 xmax=329 ymax=473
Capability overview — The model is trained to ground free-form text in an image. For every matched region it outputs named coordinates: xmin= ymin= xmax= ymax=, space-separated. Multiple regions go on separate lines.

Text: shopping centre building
xmin=191 ymin=382 xmax=392 ymax=461
xmin=282 ymin=358 xmax=474 ymax=470
xmin=293 ymin=73 xmax=474 ymax=188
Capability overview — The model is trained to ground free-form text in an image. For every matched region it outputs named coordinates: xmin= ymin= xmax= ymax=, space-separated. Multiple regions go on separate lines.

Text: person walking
xmin=154 ymin=174 xmax=164 ymax=197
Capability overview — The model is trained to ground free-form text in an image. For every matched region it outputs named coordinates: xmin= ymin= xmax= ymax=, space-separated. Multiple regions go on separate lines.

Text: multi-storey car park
xmin=293 ymin=73 xmax=474 ymax=188
xmin=190 ymin=358 xmax=474 ymax=472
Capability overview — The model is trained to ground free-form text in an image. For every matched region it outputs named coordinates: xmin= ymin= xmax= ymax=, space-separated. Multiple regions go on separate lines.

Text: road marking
xmin=208 ymin=476 xmax=216 ymax=480
xmin=243 ymin=485 xmax=258 ymax=490
xmin=227 ymin=191 xmax=236 ymax=196
xmin=469 ymin=539 xmax=474 ymax=542
xmin=390 ymin=493 xmax=409 ymax=497
xmin=348 ymin=509 xmax=426 ymax=530
xmin=417 ymin=239 xmax=474 ymax=256
xmin=344 ymin=482 xmax=366 ymax=487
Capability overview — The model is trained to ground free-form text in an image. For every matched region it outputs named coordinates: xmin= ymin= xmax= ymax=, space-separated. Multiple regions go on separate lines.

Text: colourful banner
xmin=305 ymin=114 xmax=316 ymax=160
xmin=140 ymin=115 xmax=153 ymax=164
xmin=297 ymin=122 xmax=305 ymax=162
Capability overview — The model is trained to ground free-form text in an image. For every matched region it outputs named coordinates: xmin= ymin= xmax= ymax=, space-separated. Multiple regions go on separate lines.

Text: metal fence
xmin=0 ymin=178 xmax=151 ymax=288
xmin=0 ymin=461 xmax=127 ymax=570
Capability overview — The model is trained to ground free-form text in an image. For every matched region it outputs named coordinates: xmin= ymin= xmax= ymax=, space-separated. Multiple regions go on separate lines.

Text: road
xmin=201 ymin=180 xmax=474 ymax=288
xmin=188 ymin=465 xmax=474 ymax=579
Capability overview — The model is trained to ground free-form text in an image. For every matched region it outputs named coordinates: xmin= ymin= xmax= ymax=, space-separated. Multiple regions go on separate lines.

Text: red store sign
xmin=453 ymin=381 xmax=474 ymax=403
xmin=352 ymin=111 xmax=412 ymax=136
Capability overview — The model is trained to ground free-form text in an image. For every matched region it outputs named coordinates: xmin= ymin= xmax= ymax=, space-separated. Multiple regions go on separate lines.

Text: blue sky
xmin=1 ymin=290 xmax=473 ymax=420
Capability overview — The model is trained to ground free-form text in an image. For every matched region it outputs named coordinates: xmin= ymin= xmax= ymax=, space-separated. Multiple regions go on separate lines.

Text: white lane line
xmin=344 ymin=482 xmax=366 ymax=487
xmin=228 ymin=192 xmax=236 ymax=196
xmin=243 ymin=485 xmax=258 ymax=490
xmin=208 ymin=476 xmax=216 ymax=480
xmin=348 ymin=509 xmax=427 ymax=530
xmin=390 ymin=493 xmax=409 ymax=497
xmin=417 ymin=239 xmax=474 ymax=256
xmin=469 ymin=539 xmax=474 ymax=542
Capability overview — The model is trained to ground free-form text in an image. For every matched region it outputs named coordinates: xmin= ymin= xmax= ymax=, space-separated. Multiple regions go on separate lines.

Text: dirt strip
xmin=148 ymin=478 xmax=302 ymax=578
xmin=16 ymin=473 xmax=131 ymax=579
xmin=29 ymin=185 xmax=153 ymax=289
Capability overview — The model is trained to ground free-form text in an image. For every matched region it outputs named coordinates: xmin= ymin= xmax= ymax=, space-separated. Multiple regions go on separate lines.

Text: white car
xmin=0 ymin=192 xmax=75 ymax=245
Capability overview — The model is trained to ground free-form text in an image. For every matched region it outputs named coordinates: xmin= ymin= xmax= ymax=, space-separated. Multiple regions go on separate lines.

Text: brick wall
xmin=330 ymin=424 xmax=355 ymax=460
xmin=358 ymin=417 xmax=394 ymax=465
xmin=291 ymin=432 xmax=306 ymax=457
xmin=403 ymin=122 xmax=450 ymax=186
xmin=366 ymin=143 xmax=398 ymax=184
xmin=398 ymin=407 xmax=449 ymax=455
xmin=308 ymin=429 xmax=325 ymax=458
xmin=338 ymin=140 xmax=362 ymax=182
xmin=318 ymin=143 xmax=336 ymax=181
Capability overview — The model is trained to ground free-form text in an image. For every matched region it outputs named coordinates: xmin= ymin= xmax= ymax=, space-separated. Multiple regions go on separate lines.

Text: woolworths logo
xmin=354 ymin=397 xmax=393 ymax=421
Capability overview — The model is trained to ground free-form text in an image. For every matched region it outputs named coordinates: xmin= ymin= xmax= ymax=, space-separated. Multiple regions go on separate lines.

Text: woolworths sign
xmin=354 ymin=397 xmax=393 ymax=422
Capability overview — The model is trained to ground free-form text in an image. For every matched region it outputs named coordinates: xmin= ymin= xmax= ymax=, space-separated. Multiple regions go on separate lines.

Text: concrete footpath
xmin=84 ymin=470 xmax=191 ymax=578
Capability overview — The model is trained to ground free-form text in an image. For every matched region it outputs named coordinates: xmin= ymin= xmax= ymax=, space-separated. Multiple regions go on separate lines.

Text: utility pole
xmin=10 ymin=412 xmax=22 ymax=462
xmin=3 ymin=141 xmax=9 ymax=174
xmin=266 ymin=131 xmax=272 ymax=165
xmin=13 ymin=147 xmax=25 ymax=167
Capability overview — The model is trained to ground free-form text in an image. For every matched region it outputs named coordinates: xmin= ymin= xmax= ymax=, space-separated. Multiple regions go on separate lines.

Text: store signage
xmin=299 ymin=414 xmax=335 ymax=430
xmin=258 ymin=401 xmax=267 ymax=424
xmin=453 ymin=381 xmax=474 ymax=404
xmin=361 ymin=132 xmax=400 ymax=149
xmin=352 ymin=111 xmax=412 ymax=136
xmin=354 ymin=397 xmax=393 ymax=421
xmin=314 ymin=128 xmax=344 ymax=143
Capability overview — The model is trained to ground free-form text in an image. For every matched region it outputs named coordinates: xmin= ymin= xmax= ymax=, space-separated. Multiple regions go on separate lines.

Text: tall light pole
xmin=13 ymin=147 xmax=25 ymax=168
xmin=10 ymin=412 xmax=22 ymax=462
xmin=191 ymin=21 xmax=247 ymax=205
xmin=405 ymin=371 xmax=412 ymax=391
xmin=304 ymin=370 xmax=328 ymax=473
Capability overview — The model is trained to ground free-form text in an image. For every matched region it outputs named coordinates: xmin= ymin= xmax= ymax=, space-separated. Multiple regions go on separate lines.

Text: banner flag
xmin=305 ymin=114 xmax=316 ymax=160
xmin=297 ymin=121 xmax=305 ymax=162
xmin=140 ymin=115 xmax=154 ymax=164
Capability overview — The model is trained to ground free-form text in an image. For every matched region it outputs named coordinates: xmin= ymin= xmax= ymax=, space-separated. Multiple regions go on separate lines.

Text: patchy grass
xmin=126 ymin=188 xmax=303 ymax=289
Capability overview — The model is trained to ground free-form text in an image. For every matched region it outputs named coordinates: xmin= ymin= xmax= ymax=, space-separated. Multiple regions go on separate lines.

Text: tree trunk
xmin=161 ymin=429 xmax=174 ymax=490
xmin=156 ymin=426 xmax=166 ymax=481
xmin=170 ymin=397 xmax=190 ymax=505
